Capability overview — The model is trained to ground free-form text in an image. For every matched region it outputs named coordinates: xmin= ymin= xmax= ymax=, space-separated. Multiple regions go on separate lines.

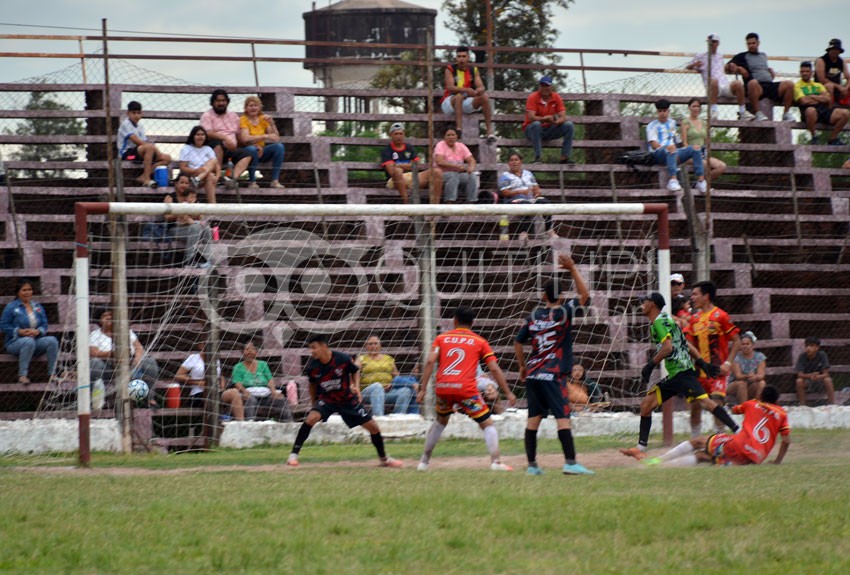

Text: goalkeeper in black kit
xmin=620 ymin=292 xmax=739 ymax=460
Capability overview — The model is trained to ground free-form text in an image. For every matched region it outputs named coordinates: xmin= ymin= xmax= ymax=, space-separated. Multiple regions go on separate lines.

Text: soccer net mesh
xmin=30 ymin=202 xmax=661 ymax=453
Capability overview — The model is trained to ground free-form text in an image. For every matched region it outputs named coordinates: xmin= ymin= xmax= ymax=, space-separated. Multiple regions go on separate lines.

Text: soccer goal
xmin=52 ymin=201 xmax=671 ymax=465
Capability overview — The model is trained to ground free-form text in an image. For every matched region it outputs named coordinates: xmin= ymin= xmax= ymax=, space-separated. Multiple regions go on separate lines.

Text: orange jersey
xmin=432 ymin=328 xmax=497 ymax=395
xmin=687 ymin=305 xmax=739 ymax=371
xmin=729 ymin=400 xmax=791 ymax=464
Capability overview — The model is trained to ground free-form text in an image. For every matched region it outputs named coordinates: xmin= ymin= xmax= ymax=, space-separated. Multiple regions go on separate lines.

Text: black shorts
xmin=649 ymin=369 xmax=708 ymax=404
xmin=800 ymin=105 xmax=834 ymax=124
xmin=121 ymin=148 xmax=143 ymax=163
xmin=526 ymin=376 xmax=571 ymax=419
xmin=206 ymin=139 xmax=253 ymax=163
xmin=757 ymin=81 xmax=782 ymax=102
xmin=313 ymin=399 xmax=372 ymax=428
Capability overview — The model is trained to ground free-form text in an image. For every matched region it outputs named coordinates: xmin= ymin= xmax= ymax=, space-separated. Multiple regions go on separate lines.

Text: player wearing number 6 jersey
xmin=514 ymin=254 xmax=594 ymax=476
xmin=645 ymin=385 xmax=790 ymax=467
xmin=416 ymin=305 xmax=517 ymax=471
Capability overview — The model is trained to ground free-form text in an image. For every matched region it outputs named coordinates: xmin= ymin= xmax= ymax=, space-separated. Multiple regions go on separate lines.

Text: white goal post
xmin=73 ymin=201 xmax=671 ymax=465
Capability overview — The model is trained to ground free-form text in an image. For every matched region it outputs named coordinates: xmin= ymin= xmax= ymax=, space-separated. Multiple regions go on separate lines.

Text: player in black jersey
xmin=286 ymin=334 xmax=403 ymax=468
xmin=514 ymin=254 xmax=594 ymax=476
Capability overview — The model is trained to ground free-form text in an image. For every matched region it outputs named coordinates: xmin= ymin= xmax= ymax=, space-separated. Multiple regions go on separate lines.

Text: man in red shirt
xmin=523 ymin=75 xmax=575 ymax=164
xmin=644 ymin=385 xmax=790 ymax=467
xmin=687 ymin=280 xmax=741 ymax=436
xmin=416 ymin=306 xmax=517 ymax=471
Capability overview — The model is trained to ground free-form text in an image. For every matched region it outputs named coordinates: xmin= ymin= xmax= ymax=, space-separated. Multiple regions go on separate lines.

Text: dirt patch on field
xmin=13 ymin=448 xmax=645 ymax=476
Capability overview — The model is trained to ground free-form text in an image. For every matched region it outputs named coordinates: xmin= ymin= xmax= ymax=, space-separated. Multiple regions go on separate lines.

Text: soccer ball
xmin=128 ymin=379 xmax=149 ymax=403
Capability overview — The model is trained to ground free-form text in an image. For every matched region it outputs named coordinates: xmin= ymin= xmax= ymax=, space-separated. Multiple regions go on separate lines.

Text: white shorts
xmin=441 ymin=95 xmax=479 ymax=115
xmin=718 ymin=85 xmax=735 ymax=99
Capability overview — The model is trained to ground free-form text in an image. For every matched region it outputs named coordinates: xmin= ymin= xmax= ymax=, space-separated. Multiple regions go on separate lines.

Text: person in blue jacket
xmin=1 ymin=278 xmax=58 ymax=384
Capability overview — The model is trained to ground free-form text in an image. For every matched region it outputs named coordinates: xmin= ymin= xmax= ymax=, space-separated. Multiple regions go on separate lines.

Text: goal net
xmin=36 ymin=201 xmax=669 ymax=463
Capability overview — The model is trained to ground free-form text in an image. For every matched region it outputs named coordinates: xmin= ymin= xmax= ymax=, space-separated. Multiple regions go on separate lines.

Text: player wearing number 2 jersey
xmin=417 ymin=306 xmax=517 ymax=471
xmin=645 ymin=385 xmax=790 ymax=467
xmin=514 ymin=254 xmax=594 ymax=476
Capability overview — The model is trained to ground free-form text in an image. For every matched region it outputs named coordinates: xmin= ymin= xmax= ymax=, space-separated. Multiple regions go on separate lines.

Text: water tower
xmin=304 ymin=0 xmax=436 ymax=94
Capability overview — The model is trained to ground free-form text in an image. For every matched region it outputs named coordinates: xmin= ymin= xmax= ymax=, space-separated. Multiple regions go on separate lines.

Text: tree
xmin=442 ymin=0 xmax=573 ymax=113
xmin=4 ymin=90 xmax=86 ymax=179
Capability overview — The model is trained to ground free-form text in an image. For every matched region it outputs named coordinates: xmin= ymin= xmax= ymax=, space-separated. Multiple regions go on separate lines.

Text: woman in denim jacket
xmin=1 ymin=278 xmax=59 ymax=384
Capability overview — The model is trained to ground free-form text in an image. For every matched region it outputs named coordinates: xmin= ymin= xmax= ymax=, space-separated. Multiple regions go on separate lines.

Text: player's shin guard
xmin=524 ymin=428 xmax=538 ymax=465
xmin=660 ymin=440 xmax=695 ymax=462
xmin=292 ymin=423 xmax=313 ymax=455
xmin=370 ymin=432 xmax=387 ymax=459
xmin=483 ymin=425 xmax=500 ymax=460
xmin=422 ymin=421 xmax=446 ymax=460
xmin=638 ymin=415 xmax=652 ymax=449
xmin=558 ymin=428 xmax=577 ymax=464
xmin=711 ymin=405 xmax=739 ymax=432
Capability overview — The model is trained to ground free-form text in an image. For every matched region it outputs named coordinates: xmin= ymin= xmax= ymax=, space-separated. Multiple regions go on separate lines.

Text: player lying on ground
xmin=417 ymin=305 xmax=517 ymax=471
xmin=620 ymin=292 xmax=739 ymax=460
xmin=286 ymin=334 xmax=403 ymax=468
xmin=645 ymin=384 xmax=790 ymax=467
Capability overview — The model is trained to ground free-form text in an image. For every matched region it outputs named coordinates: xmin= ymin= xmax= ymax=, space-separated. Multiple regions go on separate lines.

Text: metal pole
xmin=102 ymin=18 xmax=131 ymax=453
xmin=485 ymin=0 xmax=495 ymax=93
xmin=426 ymin=27 xmax=434 ymax=202
xmin=251 ymin=43 xmax=259 ymax=87
xmin=579 ymin=52 xmax=587 ymax=92
xmin=78 ymin=38 xmax=87 ymax=85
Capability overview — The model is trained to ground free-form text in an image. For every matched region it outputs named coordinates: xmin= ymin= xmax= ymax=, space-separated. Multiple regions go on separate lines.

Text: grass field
xmin=2 ymin=430 xmax=849 ymax=575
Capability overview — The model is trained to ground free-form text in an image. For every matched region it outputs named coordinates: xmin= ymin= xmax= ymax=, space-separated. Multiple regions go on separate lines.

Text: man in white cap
xmin=379 ymin=122 xmax=443 ymax=203
xmin=670 ymin=273 xmax=686 ymax=299
xmin=686 ymin=34 xmax=748 ymax=118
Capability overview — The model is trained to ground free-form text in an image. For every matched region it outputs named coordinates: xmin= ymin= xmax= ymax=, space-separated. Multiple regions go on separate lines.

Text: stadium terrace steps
xmin=2 ymin=84 xmax=850 ymax=423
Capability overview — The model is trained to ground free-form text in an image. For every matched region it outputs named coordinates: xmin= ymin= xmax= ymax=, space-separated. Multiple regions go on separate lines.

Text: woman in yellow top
xmin=238 ymin=95 xmax=285 ymax=189
xmin=354 ymin=335 xmax=415 ymax=416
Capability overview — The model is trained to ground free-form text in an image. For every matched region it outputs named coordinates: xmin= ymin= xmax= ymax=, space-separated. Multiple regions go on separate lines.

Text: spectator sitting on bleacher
xmin=681 ymin=98 xmax=728 ymax=181
xmin=200 ymin=89 xmax=256 ymax=191
xmin=175 ymin=340 xmax=244 ymax=420
xmin=441 ymin=46 xmax=495 ymax=143
xmin=844 ymin=157 xmax=850 ymax=169
xmin=816 ymin=39 xmax=849 ymax=106
xmin=685 ymin=34 xmax=748 ymax=119
xmin=794 ymin=61 xmax=849 ymax=146
xmin=116 ymin=101 xmax=172 ymax=188
xmin=231 ymin=340 xmax=291 ymax=421
xmin=728 ymin=331 xmax=767 ymax=405
xmin=354 ymin=335 xmax=414 ymax=416
xmin=523 ymin=74 xmax=575 ymax=165
xmin=647 ymin=99 xmax=707 ymax=193
xmin=433 ymin=127 xmax=478 ymax=203
xmin=89 ymin=308 xmax=159 ymax=400
xmin=726 ymin=33 xmax=795 ymax=122
xmin=568 ymin=362 xmax=604 ymax=410
xmin=163 ymin=174 xmax=213 ymax=269
xmin=178 ymin=126 xmax=220 ymax=204
xmin=238 ymin=96 xmax=285 ymax=189
xmin=380 ymin=122 xmax=443 ymax=204
xmin=795 ymin=336 xmax=835 ymax=406
xmin=1 ymin=278 xmax=58 ymax=385
xmin=498 ymin=151 xmax=558 ymax=241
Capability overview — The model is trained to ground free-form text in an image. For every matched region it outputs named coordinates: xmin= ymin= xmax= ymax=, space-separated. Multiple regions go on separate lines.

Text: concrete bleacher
xmin=1 ymin=83 xmax=849 ymax=437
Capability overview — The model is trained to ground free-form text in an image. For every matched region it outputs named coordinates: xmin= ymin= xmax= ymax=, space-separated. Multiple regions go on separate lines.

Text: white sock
xmin=690 ymin=425 xmax=702 ymax=439
xmin=663 ymin=454 xmax=699 ymax=467
xmin=660 ymin=440 xmax=695 ymax=462
xmin=739 ymin=105 xmax=746 ymax=113
xmin=483 ymin=425 xmax=500 ymax=460
xmin=421 ymin=421 xmax=446 ymax=462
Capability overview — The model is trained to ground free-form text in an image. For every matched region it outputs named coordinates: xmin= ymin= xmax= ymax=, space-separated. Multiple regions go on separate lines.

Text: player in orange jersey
xmin=645 ymin=385 xmax=790 ymax=467
xmin=687 ymin=280 xmax=741 ymax=436
xmin=416 ymin=305 xmax=517 ymax=471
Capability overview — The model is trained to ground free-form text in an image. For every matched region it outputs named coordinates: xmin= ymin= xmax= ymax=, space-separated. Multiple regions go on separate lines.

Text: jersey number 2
xmin=442 ymin=348 xmax=466 ymax=376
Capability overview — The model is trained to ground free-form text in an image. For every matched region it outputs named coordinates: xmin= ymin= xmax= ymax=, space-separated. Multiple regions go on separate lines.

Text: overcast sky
xmin=0 ymin=0 xmax=847 ymax=86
